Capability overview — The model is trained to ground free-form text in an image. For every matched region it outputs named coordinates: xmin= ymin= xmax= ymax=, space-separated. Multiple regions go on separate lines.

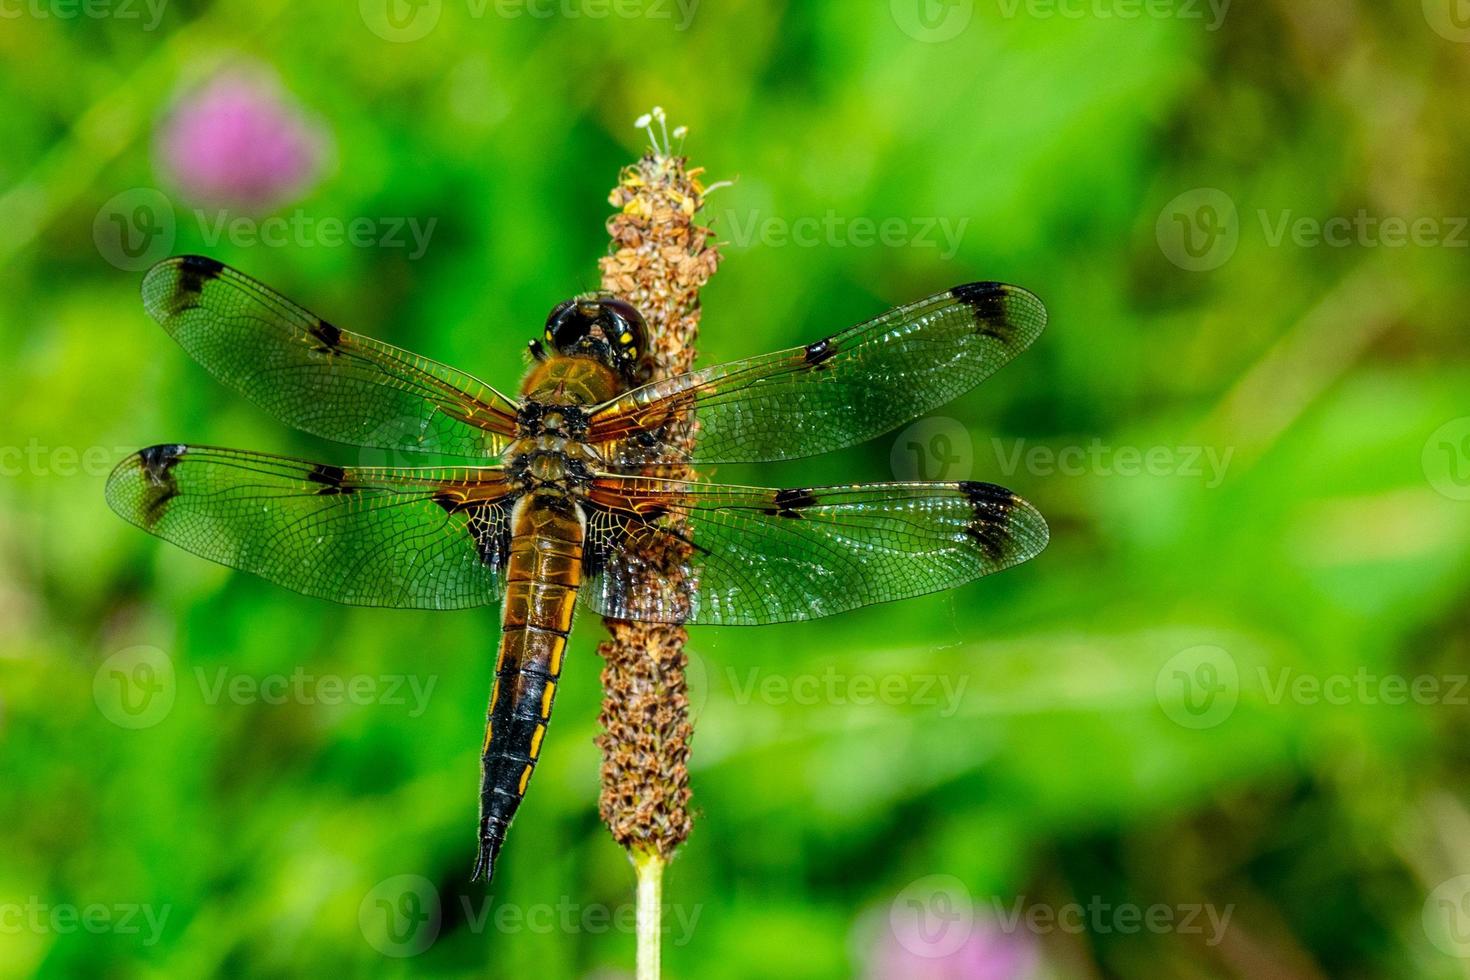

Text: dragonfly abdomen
xmin=473 ymin=494 xmax=585 ymax=882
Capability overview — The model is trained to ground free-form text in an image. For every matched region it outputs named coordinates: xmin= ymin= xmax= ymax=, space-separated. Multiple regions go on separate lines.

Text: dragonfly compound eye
xmin=544 ymin=298 xmax=595 ymax=353
xmin=597 ymin=296 xmax=648 ymax=361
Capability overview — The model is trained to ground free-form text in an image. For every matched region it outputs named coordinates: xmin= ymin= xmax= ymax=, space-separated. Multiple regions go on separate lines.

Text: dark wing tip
xmin=949 ymin=281 xmax=1048 ymax=350
xmin=141 ymin=255 xmax=226 ymax=322
xmin=957 ymin=481 xmax=1050 ymax=565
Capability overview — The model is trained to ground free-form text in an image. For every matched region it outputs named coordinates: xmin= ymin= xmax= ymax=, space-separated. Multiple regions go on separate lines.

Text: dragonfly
xmin=106 ymin=254 xmax=1049 ymax=881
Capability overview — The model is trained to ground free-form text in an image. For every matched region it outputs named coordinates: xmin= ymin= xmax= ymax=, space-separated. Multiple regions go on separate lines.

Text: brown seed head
xmin=595 ymin=111 xmax=722 ymax=861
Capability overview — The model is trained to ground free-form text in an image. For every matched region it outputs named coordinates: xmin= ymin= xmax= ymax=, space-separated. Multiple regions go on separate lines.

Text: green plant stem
xmin=634 ymin=847 xmax=664 ymax=980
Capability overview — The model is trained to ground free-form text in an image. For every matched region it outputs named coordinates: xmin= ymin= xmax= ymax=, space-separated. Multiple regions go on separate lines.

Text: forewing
xmin=106 ymin=445 xmax=516 ymax=608
xmin=585 ymin=283 xmax=1045 ymax=465
xmin=142 ymin=255 xmax=520 ymax=457
xmin=579 ymin=476 xmax=1047 ymax=625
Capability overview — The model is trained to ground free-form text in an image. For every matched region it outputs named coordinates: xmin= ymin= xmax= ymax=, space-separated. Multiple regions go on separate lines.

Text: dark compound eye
xmin=544 ymin=299 xmax=595 ymax=351
xmin=542 ymin=295 xmax=648 ymax=364
xmin=599 ymin=297 xmax=648 ymax=358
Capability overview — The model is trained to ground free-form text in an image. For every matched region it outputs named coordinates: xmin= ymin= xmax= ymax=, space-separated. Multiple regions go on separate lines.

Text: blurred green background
xmin=3 ymin=2 xmax=1470 ymax=977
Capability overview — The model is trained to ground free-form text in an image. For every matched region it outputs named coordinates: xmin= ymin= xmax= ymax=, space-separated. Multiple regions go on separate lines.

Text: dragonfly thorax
xmin=504 ymin=404 xmax=603 ymax=493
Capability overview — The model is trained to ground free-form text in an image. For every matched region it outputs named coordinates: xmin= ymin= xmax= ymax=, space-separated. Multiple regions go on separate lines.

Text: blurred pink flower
xmin=156 ymin=66 xmax=330 ymax=211
xmin=864 ymin=898 xmax=1041 ymax=980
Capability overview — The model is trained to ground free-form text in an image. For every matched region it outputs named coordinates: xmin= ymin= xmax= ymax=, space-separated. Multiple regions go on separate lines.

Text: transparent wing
xmin=584 ymin=283 xmax=1045 ymax=465
xmin=106 ymin=444 xmax=517 ymax=608
xmin=579 ymin=475 xmax=1048 ymax=625
xmin=142 ymin=255 xmax=520 ymax=457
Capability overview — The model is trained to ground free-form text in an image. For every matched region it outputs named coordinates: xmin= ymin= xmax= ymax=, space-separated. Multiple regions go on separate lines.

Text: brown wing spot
xmin=765 ymin=487 xmax=819 ymax=518
xmin=951 ymin=282 xmax=1017 ymax=344
xmin=307 ymin=463 xmax=352 ymax=495
xmin=959 ymin=481 xmax=1019 ymax=563
xmin=137 ymin=443 xmax=187 ymax=525
xmin=803 ymin=336 xmax=837 ymax=367
xmin=308 ymin=319 xmax=343 ymax=354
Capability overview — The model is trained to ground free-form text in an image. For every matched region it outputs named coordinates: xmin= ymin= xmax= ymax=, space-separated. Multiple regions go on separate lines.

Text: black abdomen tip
xmin=472 ymin=819 xmax=506 ymax=882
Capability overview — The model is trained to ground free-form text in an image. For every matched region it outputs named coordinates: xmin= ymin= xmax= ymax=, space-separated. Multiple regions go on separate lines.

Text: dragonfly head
xmin=540 ymin=294 xmax=651 ymax=384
